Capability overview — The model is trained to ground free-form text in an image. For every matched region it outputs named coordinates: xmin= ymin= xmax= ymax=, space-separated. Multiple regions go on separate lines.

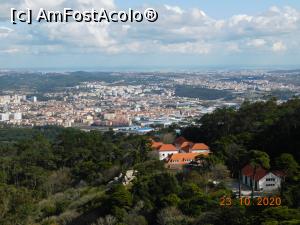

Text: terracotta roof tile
xmin=242 ymin=164 xmax=268 ymax=181
xmin=191 ymin=143 xmax=209 ymax=150
xmin=180 ymin=141 xmax=193 ymax=148
xmin=242 ymin=164 xmax=286 ymax=181
xmin=167 ymin=153 xmax=200 ymax=165
xmin=180 ymin=141 xmax=193 ymax=152
xmin=158 ymin=144 xmax=177 ymax=152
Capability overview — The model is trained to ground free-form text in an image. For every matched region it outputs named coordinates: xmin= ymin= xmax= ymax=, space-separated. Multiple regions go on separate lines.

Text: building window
xmin=266 ymin=178 xmax=275 ymax=181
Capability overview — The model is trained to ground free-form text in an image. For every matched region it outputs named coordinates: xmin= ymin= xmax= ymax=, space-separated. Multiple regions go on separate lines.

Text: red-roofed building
xmin=241 ymin=164 xmax=285 ymax=191
xmin=166 ymin=153 xmax=200 ymax=169
xmin=190 ymin=143 xmax=210 ymax=154
xmin=150 ymin=137 xmax=212 ymax=162
xmin=180 ymin=141 xmax=193 ymax=152
xmin=158 ymin=144 xmax=178 ymax=160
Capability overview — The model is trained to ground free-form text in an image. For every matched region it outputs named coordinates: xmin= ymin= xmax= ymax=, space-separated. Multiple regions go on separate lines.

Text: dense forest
xmin=0 ymin=99 xmax=300 ymax=225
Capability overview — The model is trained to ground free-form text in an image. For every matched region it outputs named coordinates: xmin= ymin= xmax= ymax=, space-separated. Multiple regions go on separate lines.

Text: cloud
xmin=0 ymin=2 xmax=299 ymax=57
xmin=272 ymin=41 xmax=287 ymax=52
xmin=191 ymin=8 xmax=207 ymax=19
xmin=76 ymin=0 xmax=115 ymax=9
xmin=269 ymin=6 xmax=281 ymax=13
xmin=229 ymin=14 xmax=253 ymax=26
xmin=0 ymin=27 xmax=14 ymax=38
xmin=22 ymin=0 xmax=115 ymax=10
xmin=0 ymin=0 xmax=115 ymax=20
xmin=0 ymin=1 xmax=21 ymax=21
xmin=164 ymin=5 xmax=184 ymax=15
xmin=160 ymin=42 xmax=211 ymax=54
xmin=227 ymin=43 xmax=241 ymax=52
xmin=22 ymin=0 xmax=66 ymax=10
xmin=0 ymin=0 xmax=116 ymax=54
xmin=247 ymin=39 xmax=266 ymax=48
xmin=42 ymin=22 xmax=115 ymax=49
xmin=0 ymin=48 xmax=21 ymax=54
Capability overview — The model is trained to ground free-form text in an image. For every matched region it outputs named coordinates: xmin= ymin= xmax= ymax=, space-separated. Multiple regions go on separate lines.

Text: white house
xmin=241 ymin=164 xmax=285 ymax=192
xmin=157 ymin=144 xmax=178 ymax=160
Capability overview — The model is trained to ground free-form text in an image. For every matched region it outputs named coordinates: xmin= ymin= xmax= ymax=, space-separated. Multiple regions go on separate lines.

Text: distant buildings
xmin=12 ymin=112 xmax=22 ymax=121
xmin=112 ymin=126 xmax=154 ymax=134
xmin=0 ymin=69 xmax=297 ymax=128
xmin=0 ymin=95 xmax=26 ymax=104
xmin=31 ymin=96 xmax=37 ymax=103
xmin=0 ymin=112 xmax=22 ymax=122
xmin=0 ymin=113 xmax=9 ymax=121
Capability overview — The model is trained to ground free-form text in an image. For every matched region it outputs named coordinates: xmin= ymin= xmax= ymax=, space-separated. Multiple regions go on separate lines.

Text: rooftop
xmin=191 ymin=143 xmax=210 ymax=150
xmin=158 ymin=144 xmax=177 ymax=152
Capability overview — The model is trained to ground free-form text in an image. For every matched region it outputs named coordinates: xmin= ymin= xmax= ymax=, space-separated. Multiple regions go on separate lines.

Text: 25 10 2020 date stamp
xmin=219 ymin=196 xmax=282 ymax=207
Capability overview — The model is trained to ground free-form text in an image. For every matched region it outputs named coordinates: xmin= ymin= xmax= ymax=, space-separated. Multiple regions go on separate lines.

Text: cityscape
xmin=1 ymin=69 xmax=299 ymax=131
xmin=0 ymin=0 xmax=300 ymax=224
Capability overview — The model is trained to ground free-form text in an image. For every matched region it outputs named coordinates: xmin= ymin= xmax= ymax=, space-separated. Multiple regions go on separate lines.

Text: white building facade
xmin=241 ymin=164 xmax=284 ymax=192
xmin=159 ymin=150 xmax=178 ymax=160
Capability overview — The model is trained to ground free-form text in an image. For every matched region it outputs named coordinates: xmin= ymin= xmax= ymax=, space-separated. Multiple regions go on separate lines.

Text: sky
xmin=0 ymin=0 xmax=300 ymax=70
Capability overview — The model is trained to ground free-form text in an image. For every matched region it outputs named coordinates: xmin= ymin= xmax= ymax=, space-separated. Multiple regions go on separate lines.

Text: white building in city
xmin=13 ymin=112 xmax=22 ymax=120
xmin=0 ymin=113 xmax=10 ymax=121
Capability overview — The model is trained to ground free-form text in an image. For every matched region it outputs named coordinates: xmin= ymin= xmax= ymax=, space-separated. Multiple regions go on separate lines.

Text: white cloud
xmin=122 ymin=25 xmax=131 ymax=32
xmin=269 ymin=6 xmax=280 ymax=13
xmin=247 ymin=39 xmax=266 ymax=48
xmin=191 ymin=8 xmax=206 ymax=19
xmin=0 ymin=27 xmax=14 ymax=38
xmin=160 ymin=42 xmax=211 ymax=54
xmin=22 ymin=0 xmax=115 ymax=10
xmin=43 ymin=22 xmax=115 ymax=49
xmin=76 ymin=0 xmax=115 ymax=9
xmin=9 ymin=0 xmax=117 ymax=54
xmin=272 ymin=41 xmax=287 ymax=52
xmin=0 ymin=48 xmax=21 ymax=54
xmin=0 ymin=2 xmax=299 ymax=56
xmin=164 ymin=5 xmax=184 ymax=15
xmin=22 ymin=0 xmax=66 ymax=10
xmin=227 ymin=43 xmax=241 ymax=52
xmin=0 ymin=1 xmax=21 ymax=20
xmin=229 ymin=15 xmax=253 ymax=26
xmin=0 ymin=0 xmax=115 ymax=20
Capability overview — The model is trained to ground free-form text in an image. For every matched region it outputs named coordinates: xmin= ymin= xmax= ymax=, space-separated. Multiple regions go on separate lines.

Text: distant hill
xmin=269 ymin=69 xmax=300 ymax=73
xmin=0 ymin=72 xmax=121 ymax=92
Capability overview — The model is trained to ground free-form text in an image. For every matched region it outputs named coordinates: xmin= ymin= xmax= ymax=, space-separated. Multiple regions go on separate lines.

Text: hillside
xmin=0 ymin=99 xmax=300 ymax=225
